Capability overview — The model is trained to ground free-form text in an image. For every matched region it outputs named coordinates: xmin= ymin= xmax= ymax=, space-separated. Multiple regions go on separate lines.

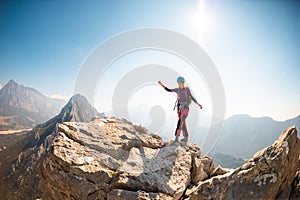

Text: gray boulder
xmin=40 ymin=118 xmax=202 ymax=199
xmin=188 ymin=126 xmax=300 ymax=200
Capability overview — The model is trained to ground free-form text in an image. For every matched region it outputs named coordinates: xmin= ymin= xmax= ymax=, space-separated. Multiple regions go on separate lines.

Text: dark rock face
xmin=189 ymin=126 xmax=300 ymax=200
xmin=0 ymin=79 xmax=65 ymax=130
xmin=290 ymin=159 xmax=300 ymax=200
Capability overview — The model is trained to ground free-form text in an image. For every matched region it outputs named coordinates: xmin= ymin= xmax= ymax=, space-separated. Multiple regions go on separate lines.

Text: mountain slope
xmin=25 ymin=94 xmax=100 ymax=148
xmin=0 ymin=80 xmax=65 ymax=130
xmin=2 ymin=94 xmax=101 ymax=200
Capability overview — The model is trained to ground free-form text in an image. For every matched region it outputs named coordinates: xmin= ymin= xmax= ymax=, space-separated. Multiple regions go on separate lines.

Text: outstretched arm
xmin=158 ymin=81 xmax=173 ymax=92
xmin=158 ymin=81 xmax=166 ymax=89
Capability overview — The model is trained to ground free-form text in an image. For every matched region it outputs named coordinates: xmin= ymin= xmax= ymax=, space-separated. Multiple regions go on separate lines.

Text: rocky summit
xmin=39 ymin=118 xmax=214 ymax=200
xmin=38 ymin=117 xmax=300 ymax=200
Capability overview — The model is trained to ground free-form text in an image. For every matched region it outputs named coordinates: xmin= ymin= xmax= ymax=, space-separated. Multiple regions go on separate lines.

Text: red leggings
xmin=175 ymin=106 xmax=189 ymax=137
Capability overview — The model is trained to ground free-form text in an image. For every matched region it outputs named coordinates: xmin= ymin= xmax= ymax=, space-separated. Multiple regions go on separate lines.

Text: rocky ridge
xmin=189 ymin=126 xmax=300 ymax=199
xmin=40 ymin=118 xmax=216 ymax=199
xmin=39 ymin=117 xmax=299 ymax=200
xmin=4 ymin=93 xmax=300 ymax=200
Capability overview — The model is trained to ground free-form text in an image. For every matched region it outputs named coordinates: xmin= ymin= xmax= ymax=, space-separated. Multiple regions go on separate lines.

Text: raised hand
xmin=158 ymin=81 xmax=165 ymax=88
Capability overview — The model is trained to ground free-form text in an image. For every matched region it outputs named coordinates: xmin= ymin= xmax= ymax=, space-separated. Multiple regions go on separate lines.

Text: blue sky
xmin=0 ymin=0 xmax=300 ymax=121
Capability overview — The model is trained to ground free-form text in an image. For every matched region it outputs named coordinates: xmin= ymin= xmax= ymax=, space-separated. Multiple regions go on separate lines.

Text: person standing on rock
xmin=158 ymin=77 xmax=202 ymax=142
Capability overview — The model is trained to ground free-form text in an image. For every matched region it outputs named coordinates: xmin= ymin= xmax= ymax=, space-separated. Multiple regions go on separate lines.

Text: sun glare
xmin=187 ymin=0 xmax=217 ymax=46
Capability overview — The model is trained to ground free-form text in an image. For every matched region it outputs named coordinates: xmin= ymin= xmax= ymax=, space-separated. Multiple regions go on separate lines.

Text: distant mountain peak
xmin=0 ymin=80 xmax=65 ymax=130
xmin=58 ymin=94 xmax=98 ymax=122
xmin=1 ymin=79 xmax=31 ymax=94
xmin=8 ymin=79 xmax=17 ymax=85
xmin=69 ymin=93 xmax=88 ymax=104
xmin=66 ymin=94 xmax=87 ymax=107
xmin=25 ymin=94 xmax=100 ymax=148
xmin=4 ymin=79 xmax=22 ymax=90
xmin=2 ymin=79 xmax=18 ymax=90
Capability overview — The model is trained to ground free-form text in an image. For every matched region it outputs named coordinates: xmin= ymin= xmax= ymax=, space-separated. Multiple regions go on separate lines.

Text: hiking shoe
xmin=181 ymin=137 xmax=188 ymax=142
xmin=175 ymin=136 xmax=179 ymax=142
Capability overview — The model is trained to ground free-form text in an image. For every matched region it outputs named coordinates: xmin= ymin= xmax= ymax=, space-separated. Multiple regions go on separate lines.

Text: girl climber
xmin=158 ymin=77 xmax=203 ymax=142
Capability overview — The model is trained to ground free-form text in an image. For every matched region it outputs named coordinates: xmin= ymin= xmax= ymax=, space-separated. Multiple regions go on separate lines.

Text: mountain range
xmin=0 ymin=79 xmax=299 ymax=168
xmin=211 ymin=114 xmax=300 ymax=159
xmin=0 ymin=80 xmax=66 ymax=130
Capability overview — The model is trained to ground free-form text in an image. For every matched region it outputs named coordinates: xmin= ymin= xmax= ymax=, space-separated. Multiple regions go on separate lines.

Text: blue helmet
xmin=177 ymin=76 xmax=185 ymax=83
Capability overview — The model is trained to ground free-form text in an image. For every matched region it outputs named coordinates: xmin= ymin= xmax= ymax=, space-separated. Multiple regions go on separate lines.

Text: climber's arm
xmin=158 ymin=81 xmax=176 ymax=92
xmin=187 ymin=88 xmax=198 ymax=103
xmin=187 ymin=87 xmax=203 ymax=109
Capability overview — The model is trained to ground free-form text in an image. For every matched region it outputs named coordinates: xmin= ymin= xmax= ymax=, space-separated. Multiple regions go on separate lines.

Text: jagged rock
xmin=4 ymin=94 xmax=102 ymax=200
xmin=111 ymin=144 xmax=191 ymax=199
xmin=39 ymin=119 xmax=203 ymax=200
xmin=210 ymin=165 xmax=233 ymax=177
xmin=191 ymin=156 xmax=214 ymax=184
xmin=188 ymin=126 xmax=300 ymax=200
xmin=200 ymin=156 xmax=215 ymax=175
xmin=40 ymin=130 xmax=110 ymax=199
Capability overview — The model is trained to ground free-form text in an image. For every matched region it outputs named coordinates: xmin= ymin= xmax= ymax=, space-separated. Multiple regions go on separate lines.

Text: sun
xmin=186 ymin=0 xmax=217 ymax=46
